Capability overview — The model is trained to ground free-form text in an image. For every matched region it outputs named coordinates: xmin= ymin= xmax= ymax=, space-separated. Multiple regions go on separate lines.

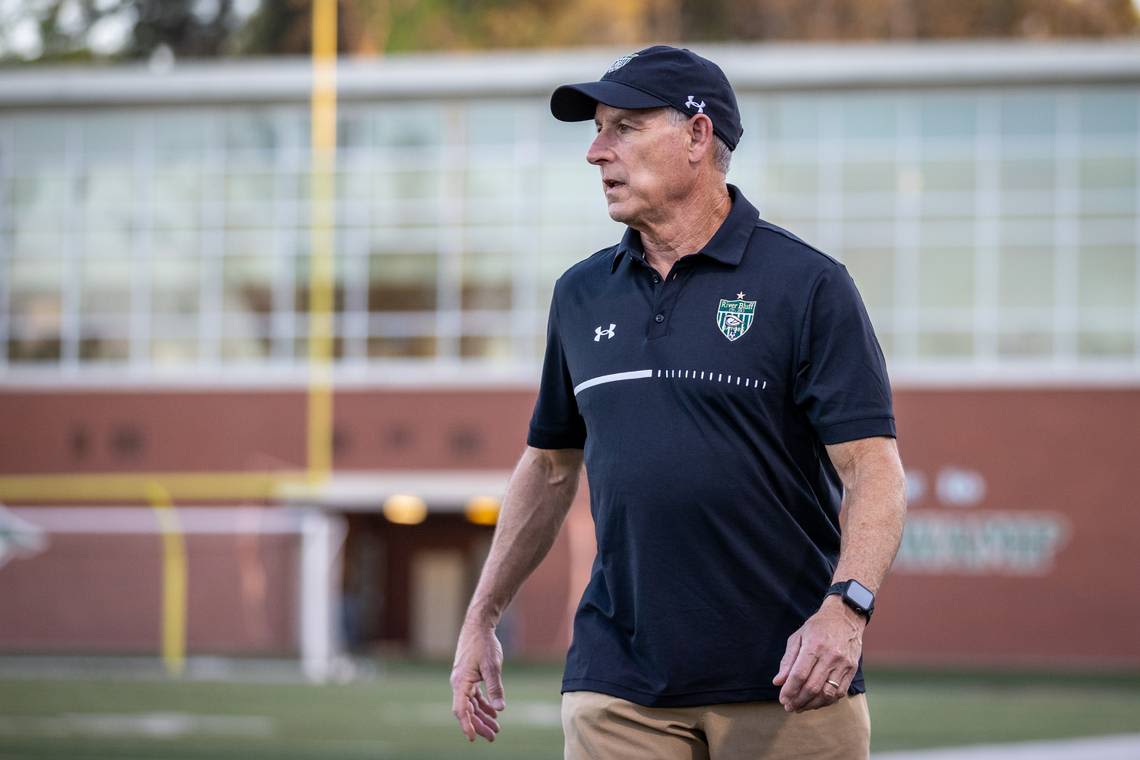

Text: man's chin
xmin=605 ymin=200 xmax=635 ymax=225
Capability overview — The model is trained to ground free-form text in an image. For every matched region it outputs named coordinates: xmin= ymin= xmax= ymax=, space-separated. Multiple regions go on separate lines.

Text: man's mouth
xmin=603 ymin=179 xmax=624 ymax=191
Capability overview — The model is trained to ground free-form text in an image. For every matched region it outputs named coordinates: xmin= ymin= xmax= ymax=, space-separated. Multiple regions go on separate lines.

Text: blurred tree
xmin=1 ymin=0 xmax=1136 ymax=63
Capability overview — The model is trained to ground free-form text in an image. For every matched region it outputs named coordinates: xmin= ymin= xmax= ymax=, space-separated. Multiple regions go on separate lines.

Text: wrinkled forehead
xmin=593 ymin=103 xmax=674 ymax=123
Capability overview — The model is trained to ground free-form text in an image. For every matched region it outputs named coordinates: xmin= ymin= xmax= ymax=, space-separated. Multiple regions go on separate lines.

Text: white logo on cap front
xmin=685 ymin=95 xmax=706 ymax=113
xmin=605 ymin=53 xmax=638 ymax=74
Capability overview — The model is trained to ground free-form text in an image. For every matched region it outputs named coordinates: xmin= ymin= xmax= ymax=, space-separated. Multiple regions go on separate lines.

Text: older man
xmin=451 ymin=45 xmax=907 ymax=759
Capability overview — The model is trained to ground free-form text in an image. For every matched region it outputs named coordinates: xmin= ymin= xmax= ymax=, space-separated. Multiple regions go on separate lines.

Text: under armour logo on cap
xmin=684 ymin=95 xmax=706 ymax=113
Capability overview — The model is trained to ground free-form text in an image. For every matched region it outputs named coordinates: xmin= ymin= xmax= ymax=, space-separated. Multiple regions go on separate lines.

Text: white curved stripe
xmin=573 ymin=369 xmax=654 ymax=396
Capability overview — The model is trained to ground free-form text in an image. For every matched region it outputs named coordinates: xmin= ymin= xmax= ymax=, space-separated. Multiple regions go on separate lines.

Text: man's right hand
xmin=450 ymin=621 xmax=506 ymax=743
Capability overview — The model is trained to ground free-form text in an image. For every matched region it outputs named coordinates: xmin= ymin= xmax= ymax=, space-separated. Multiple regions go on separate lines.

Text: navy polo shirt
xmin=527 ymin=185 xmax=895 ymax=708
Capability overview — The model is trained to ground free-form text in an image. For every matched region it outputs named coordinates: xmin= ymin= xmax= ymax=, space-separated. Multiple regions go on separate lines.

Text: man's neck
xmin=637 ymin=183 xmax=732 ymax=277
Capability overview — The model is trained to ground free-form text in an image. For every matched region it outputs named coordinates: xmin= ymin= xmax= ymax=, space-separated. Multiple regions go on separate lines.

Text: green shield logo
xmin=716 ymin=295 xmax=756 ymax=341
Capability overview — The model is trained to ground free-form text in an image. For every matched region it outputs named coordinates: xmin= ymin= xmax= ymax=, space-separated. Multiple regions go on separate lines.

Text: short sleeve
xmin=793 ymin=264 xmax=896 ymax=445
xmin=527 ymin=286 xmax=587 ymax=450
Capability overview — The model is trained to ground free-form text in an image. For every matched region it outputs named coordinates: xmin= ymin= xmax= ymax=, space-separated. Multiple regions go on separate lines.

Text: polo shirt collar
xmin=610 ymin=184 xmax=759 ymax=273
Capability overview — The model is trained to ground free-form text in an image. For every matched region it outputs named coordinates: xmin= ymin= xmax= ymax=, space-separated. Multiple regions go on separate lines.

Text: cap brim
xmin=550 ymin=81 xmax=671 ymax=122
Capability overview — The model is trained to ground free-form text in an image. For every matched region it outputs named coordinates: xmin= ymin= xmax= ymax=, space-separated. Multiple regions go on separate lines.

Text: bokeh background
xmin=1 ymin=2 xmax=1139 ymax=758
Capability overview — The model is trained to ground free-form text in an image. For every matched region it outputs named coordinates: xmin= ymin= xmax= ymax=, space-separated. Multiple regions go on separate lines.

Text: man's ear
xmin=687 ymin=113 xmax=716 ymax=164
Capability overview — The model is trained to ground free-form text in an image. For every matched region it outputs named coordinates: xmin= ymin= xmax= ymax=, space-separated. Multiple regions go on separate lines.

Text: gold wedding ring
xmin=826 ymin=679 xmax=841 ymax=689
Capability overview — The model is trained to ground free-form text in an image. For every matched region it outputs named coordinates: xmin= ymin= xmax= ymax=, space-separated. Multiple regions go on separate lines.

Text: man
xmin=451 ymin=45 xmax=907 ymax=759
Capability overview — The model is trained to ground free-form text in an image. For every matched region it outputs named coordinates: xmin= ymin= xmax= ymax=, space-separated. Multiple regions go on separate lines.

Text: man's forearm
xmin=831 ymin=440 xmax=908 ymax=594
xmin=465 ymin=446 xmax=583 ymax=626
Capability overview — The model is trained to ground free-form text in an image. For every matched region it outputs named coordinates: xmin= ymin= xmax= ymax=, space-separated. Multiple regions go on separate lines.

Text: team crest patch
xmin=716 ymin=292 xmax=756 ymax=341
xmin=605 ymin=53 xmax=638 ymax=74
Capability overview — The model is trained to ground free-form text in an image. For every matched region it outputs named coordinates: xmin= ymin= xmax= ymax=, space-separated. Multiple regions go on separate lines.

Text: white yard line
xmin=0 ymin=712 xmax=274 ymax=738
xmin=874 ymin=733 xmax=1140 ymax=760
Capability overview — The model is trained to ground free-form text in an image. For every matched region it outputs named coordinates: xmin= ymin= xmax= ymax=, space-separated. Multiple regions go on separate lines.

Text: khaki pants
xmin=562 ymin=690 xmax=870 ymax=760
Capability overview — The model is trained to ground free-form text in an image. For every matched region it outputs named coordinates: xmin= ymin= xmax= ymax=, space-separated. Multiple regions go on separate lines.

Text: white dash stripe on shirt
xmin=573 ymin=369 xmax=655 ymax=396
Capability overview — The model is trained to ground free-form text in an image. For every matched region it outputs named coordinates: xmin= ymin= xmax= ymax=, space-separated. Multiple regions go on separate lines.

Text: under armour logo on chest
xmin=684 ymin=95 xmax=706 ymax=113
xmin=594 ymin=324 xmax=616 ymax=342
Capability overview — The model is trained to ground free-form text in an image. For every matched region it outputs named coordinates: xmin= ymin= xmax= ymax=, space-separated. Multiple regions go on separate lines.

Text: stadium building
xmin=1 ymin=41 xmax=1138 ymax=674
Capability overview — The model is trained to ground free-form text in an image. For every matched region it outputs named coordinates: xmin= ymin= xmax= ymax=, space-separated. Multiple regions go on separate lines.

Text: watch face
xmin=847 ymin=582 xmax=874 ymax=610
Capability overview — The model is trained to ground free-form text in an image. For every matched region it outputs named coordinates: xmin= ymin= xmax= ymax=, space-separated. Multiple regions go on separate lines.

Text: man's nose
xmin=586 ymin=133 xmax=611 ymax=165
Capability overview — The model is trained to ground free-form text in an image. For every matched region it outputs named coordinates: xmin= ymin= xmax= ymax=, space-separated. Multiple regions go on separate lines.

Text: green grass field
xmin=0 ymin=662 xmax=1138 ymax=759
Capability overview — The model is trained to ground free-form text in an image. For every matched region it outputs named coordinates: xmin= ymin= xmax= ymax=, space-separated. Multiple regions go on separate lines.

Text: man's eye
xmin=617 ymin=124 xmax=631 ymax=133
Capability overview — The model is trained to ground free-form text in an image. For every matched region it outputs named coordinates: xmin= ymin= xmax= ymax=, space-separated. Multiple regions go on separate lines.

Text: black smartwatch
xmin=826 ymin=579 xmax=875 ymax=622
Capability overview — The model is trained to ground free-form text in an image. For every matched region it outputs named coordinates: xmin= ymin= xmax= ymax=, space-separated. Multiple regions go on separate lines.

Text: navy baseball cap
xmin=550 ymin=45 xmax=743 ymax=150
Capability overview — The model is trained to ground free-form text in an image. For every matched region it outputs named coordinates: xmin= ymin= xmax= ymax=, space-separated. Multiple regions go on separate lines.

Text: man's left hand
xmin=772 ymin=595 xmax=866 ymax=712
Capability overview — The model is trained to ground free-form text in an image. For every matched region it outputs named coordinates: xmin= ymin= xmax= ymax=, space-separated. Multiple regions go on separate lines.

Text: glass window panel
xmin=1079 ymin=91 xmax=1138 ymax=135
xmin=1078 ymin=247 xmax=1134 ymax=311
xmin=337 ymin=169 xmax=370 ymax=200
xmin=461 ymin=251 xmax=512 ymax=310
xmin=8 ymin=336 xmax=61 ymax=362
xmin=999 ymin=246 xmax=1054 ymax=309
xmin=1079 ymin=216 xmax=1134 ymax=247
xmin=225 ymin=228 xmax=276 ymax=258
xmin=153 ymin=167 xmax=203 ymax=209
xmin=152 ymin=337 xmax=199 ymax=365
xmin=9 ymin=172 xmax=70 ymax=212
xmin=843 ymin=161 xmax=896 ymax=194
xmin=226 ymin=171 xmax=276 ymax=203
xmin=767 ymin=97 xmax=821 ymax=142
xmin=369 ymin=252 xmax=437 ymax=312
xmin=12 ymin=117 xmax=67 ymax=169
xmin=468 ymin=102 xmax=520 ymax=145
xmin=367 ymin=336 xmax=437 ymax=358
xmin=539 ymin=165 xmax=599 ymax=205
xmin=153 ymin=112 xmax=209 ymax=157
xmin=80 ymin=256 xmax=132 ymax=315
xmin=1000 ymin=158 xmax=1055 ymax=192
xmin=221 ymin=334 xmax=272 ymax=360
xmin=13 ymin=228 xmax=64 ymax=258
xmin=918 ymin=331 xmax=973 ymax=357
xmin=460 ymin=335 xmax=513 ymax=359
xmin=152 ymin=255 xmax=201 ymax=316
xmin=920 ymin=95 xmax=977 ymax=138
xmin=291 ymin=335 xmax=347 ymax=360
xmin=842 ymin=96 xmax=897 ymax=141
xmin=765 ymin=162 xmax=818 ymax=194
xmin=8 ymin=255 xmax=63 ymax=362
xmin=1080 ymin=157 xmax=1136 ymax=190
xmin=9 ymin=255 xmax=63 ymax=295
xmin=920 ymin=160 xmax=975 ymax=193
xmin=80 ymin=166 xmax=134 ymax=231
xmin=1000 ymin=93 xmax=1056 ymax=136
xmin=1078 ymin=331 xmax=1132 ymax=357
xmin=998 ymin=330 xmax=1052 ymax=357
xmin=223 ymin=253 xmax=277 ymax=315
xmin=840 ymin=248 xmax=894 ymax=312
xmin=85 ymin=229 xmax=133 ymax=260
xmin=540 ymin=116 xmax=592 ymax=146
xmin=374 ymin=168 xmax=437 ymax=201
xmin=466 ymin=167 xmax=515 ymax=200
xmin=80 ymin=332 xmax=130 ymax=361
xmin=83 ymin=115 xmax=136 ymax=156
xmin=224 ymin=111 xmax=280 ymax=154
xmin=337 ymin=111 xmax=372 ymax=151
xmin=376 ymin=105 xmax=443 ymax=149
xmin=919 ymin=248 xmax=974 ymax=309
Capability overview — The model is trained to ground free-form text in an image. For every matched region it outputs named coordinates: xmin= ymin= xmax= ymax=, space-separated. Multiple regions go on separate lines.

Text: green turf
xmin=0 ymin=662 xmax=1138 ymax=759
